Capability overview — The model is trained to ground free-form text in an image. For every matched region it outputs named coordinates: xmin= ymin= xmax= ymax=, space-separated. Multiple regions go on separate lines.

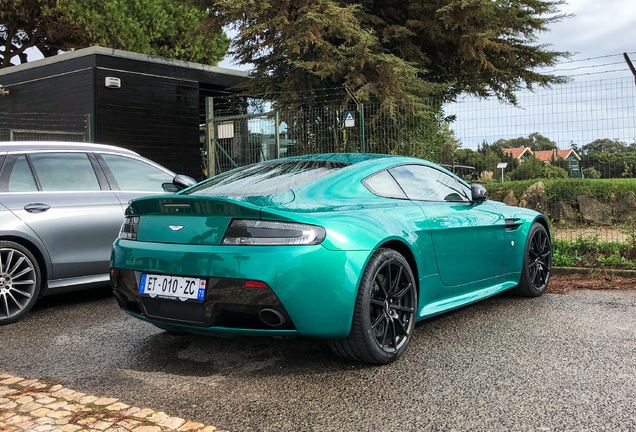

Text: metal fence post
xmin=274 ymin=111 xmax=280 ymax=159
xmin=86 ymin=114 xmax=95 ymax=142
xmin=205 ymin=97 xmax=215 ymax=177
xmin=360 ymin=103 xmax=365 ymax=153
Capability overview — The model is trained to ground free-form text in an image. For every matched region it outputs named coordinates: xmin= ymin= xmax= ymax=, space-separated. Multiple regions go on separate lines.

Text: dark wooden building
xmin=0 ymin=47 xmax=249 ymax=179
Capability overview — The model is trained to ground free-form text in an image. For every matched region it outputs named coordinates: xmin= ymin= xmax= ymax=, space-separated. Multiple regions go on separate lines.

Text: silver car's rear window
xmin=183 ymin=160 xmax=350 ymax=197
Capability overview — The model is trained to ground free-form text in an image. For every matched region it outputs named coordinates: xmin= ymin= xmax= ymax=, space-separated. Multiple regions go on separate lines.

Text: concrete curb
xmin=553 ymin=266 xmax=636 ymax=278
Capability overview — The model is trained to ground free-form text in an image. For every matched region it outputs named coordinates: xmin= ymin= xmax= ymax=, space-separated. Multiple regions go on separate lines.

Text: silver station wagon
xmin=0 ymin=142 xmax=195 ymax=324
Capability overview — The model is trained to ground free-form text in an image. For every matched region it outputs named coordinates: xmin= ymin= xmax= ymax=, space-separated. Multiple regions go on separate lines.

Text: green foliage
xmin=583 ymin=167 xmax=601 ymax=179
xmin=0 ymin=0 xmax=229 ymax=67
xmin=210 ymin=0 xmax=569 ymax=107
xmin=509 ymin=155 xmax=545 ymax=180
xmin=484 ymin=178 xmax=636 ymax=205
xmin=578 ymin=139 xmax=636 ymax=179
xmin=542 ymin=164 xmax=568 ymax=179
xmin=456 ymin=148 xmax=485 ymax=171
xmin=484 ymin=148 xmax=503 ymax=173
xmin=582 ymin=138 xmax=632 ymax=154
xmin=386 ymin=109 xmax=460 ymax=162
xmin=493 ymin=132 xmax=557 ymax=151
xmin=552 ymin=237 xmax=636 ymax=269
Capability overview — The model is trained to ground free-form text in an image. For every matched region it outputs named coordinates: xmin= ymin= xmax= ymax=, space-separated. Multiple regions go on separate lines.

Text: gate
xmin=206 ymin=111 xmax=281 ymax=176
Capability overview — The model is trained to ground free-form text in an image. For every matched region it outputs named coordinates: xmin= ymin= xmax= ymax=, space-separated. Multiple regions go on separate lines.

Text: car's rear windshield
xmin=183 ymin=160 xmax=351 ymax=197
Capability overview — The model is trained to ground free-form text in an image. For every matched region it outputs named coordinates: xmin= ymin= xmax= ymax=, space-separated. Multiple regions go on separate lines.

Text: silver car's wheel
xmin=0 ymin=242 xmax=41 ymax=325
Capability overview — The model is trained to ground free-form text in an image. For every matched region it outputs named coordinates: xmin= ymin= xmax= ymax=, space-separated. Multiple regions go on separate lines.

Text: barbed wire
xmin=559 ymin=52 xmax=636 ymax=64
xmin=548 ymin=61 xmax=625 ymax=72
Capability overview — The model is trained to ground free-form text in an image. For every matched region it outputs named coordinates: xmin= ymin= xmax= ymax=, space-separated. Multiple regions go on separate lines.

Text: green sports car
xmin=110 ymin=154 xmax=551 ymax=364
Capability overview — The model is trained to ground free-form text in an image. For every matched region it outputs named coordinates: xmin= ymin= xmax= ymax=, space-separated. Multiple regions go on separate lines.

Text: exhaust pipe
xmin=259 ymin=308 xmax=287 ymax=328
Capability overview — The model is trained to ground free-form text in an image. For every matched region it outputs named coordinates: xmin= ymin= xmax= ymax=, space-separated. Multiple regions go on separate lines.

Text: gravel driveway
xmin=1 ymin=288 xmax=635 ymax=431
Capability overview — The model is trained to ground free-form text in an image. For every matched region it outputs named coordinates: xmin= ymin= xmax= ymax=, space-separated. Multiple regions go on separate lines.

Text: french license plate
xmin=139 ymin=274 xmax=206 ymax=301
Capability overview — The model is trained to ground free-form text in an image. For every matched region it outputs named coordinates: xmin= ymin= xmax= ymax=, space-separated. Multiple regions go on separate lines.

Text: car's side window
xmin=389 ymin=165 xmax=469 ymax=202
xmin=8 ymin=156 xmax=38 ymax=192
xmin=100 ymin=154 xmax=174 ymax=192
xmin=30 ymin=152 xmax=101 ymax=192
xmin=362 ymin=170 xmax=407 ymax=199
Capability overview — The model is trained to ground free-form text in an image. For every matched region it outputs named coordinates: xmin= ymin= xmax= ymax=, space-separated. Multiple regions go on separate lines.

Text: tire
xmin=329 ymin=248 xmax=418 ymax=364
xmin=0 ymin=241 xmax=41 ymax=325
xmin=512 ymin=222 xmax=551 ymax=297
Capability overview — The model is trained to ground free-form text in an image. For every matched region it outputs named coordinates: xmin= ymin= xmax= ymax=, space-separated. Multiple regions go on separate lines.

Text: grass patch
xmin=552 ymin=235 xmax=636 ymax=268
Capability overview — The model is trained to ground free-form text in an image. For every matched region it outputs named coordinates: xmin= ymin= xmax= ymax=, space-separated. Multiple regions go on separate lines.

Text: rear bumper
xmin=111 ymin=240 xmax=371 ymax=339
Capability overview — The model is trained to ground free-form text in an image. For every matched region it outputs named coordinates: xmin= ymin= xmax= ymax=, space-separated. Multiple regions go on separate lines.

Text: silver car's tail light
xmin=119 ymin=216 xmax=139 ymax=240
xmin=222 ymin=219 xmax=326 ymax=246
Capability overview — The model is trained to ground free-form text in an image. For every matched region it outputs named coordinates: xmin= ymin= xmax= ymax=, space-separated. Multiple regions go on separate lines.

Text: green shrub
xmin=483 ymin=178 xmax=636 ymax=204
xmin=542 ymin=165 xmax=568 ymax=179
xmin=583 ymin=167 xmax=601 ymax=179
xmin=509 ymin=155 xmax=544 ymax=180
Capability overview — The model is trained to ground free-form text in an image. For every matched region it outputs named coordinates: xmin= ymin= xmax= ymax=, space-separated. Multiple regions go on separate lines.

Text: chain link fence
xmin=206 ymin=76 xmax=636 ymax=245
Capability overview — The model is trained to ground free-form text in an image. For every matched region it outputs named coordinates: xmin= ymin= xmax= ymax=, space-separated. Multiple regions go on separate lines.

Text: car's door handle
xmin=24 ymin=203 xmax=51 ymax=213
xmin=433 ymin=217 xmax=449 ymax=222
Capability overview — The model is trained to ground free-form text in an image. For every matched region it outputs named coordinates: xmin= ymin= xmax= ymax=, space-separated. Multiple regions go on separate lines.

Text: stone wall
xmin=493 ymin=181 xmax=636 ymax=226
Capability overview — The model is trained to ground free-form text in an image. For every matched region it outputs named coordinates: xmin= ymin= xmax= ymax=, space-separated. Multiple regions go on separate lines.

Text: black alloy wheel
xmin=0 ymin=241 xmax=41 ymax=325
xmin=513 ymin=222 xmax=551 ymax=297
xmin=329 ymin=248 xmax=417 ymax=364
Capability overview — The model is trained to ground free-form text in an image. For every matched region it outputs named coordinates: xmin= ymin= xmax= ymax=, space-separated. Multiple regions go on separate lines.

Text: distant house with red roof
xmin=502 ymin=147 xmax=582 ymax=178
xmin=533 ymin=150 xmax=556 ymax=162
xmin=503 ymin=147 xmax=533 ymax=161
xmin=557 ymin=149 xmax=582 ymax=178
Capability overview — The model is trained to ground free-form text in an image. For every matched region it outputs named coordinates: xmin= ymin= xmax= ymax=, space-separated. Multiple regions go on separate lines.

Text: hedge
xmin=483 ymin=178 xmax=636 ymax=205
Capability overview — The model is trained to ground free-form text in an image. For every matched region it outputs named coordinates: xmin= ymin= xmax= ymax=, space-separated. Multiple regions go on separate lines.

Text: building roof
xmin=503 ymin=147 xmax=533 ymax=159
xmin=558 ymin=149 xmax=581 ymax=160
xmin=533 ymin=150 xmax=556 ymax=162
xmin=0 ymin=46 xmax=250 ymax=79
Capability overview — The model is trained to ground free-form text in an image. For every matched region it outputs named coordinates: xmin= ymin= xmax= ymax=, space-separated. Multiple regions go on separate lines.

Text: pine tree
xmin=211 ymin=0 xmax=569 ymax=106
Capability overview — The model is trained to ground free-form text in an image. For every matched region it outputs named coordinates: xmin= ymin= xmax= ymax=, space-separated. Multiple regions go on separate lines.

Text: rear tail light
xmin=222 ymin=219 xmax=326 ymax=246
xmin=110 ymin=268 xmax=118 ymax=288
xmin=245 ymin=280 xmax=269 ymax=288
xmin=119 ymin=216 xmax=139 ymax=240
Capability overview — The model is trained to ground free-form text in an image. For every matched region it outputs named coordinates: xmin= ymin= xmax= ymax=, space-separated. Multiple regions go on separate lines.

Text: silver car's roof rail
xmin=0 ymin=141 xmax=140 ymax=156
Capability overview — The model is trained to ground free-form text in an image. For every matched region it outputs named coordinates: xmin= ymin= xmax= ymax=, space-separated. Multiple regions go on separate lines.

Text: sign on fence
xmin=217 ymin=122 xmax=234 ymax=139
xmin=344 ymin=111 xmax=355 ymax=127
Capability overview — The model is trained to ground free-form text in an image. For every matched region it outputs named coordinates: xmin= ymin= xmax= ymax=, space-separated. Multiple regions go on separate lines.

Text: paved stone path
xmin=0 ymin=373 xmax=226 ymax=432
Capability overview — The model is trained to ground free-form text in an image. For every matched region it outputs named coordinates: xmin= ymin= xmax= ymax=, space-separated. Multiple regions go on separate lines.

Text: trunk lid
xmin=128 ymin=196 xmax=261 ymax=245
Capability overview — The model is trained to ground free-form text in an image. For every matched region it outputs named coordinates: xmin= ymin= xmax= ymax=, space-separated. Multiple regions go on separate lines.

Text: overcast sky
xmin=533 ymin=0 xmax=636 ymax=80
xmin=445 ymin=0 xmax=636 ymax=149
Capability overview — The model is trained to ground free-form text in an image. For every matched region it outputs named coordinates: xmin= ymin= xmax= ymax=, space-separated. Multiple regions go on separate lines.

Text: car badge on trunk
xmin=169 ymin=225 xmax=184 ymax=231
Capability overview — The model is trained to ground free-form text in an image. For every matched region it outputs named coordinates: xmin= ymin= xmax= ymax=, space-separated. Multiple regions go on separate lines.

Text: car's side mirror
xmin=471 ymin=183 xmax=487 ymax=202
xmin=173 ymin=175 xmax=197 ymax=191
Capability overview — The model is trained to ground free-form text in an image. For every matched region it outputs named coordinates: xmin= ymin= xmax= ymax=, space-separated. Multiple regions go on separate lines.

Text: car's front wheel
xmin=513 ymin=222 xmax=551 ymax=297
xmin=0 ymin=241 xmax=41 ymax=325
xmin=329 ymin=248 xmax=417 ymax=364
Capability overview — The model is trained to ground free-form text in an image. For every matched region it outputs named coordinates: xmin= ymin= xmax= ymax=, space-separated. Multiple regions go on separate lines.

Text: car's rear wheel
xmin=0 ymin=241 xmax=41 ymax=325
xmin=329 ymin=248 xmax=417 ymax=364
xmin=512 ymin=222 xmax=551 ymax=297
